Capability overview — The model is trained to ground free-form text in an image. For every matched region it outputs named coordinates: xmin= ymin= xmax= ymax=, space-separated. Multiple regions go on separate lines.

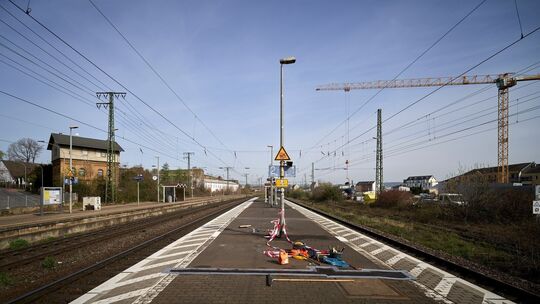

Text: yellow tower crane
xmin=316 ymin=73 xmax=540 ymax=183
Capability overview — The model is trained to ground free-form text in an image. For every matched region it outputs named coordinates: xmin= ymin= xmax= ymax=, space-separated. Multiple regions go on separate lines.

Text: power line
xmin=7 ymin=0 xmax=232 ymax=168
xmin=0 ymin=89 xmax=187 ymax=163
xmin=308 ymin=0 xmax=488 ymax=149
xmin=88 ymin=0 xmax=236 ymax=158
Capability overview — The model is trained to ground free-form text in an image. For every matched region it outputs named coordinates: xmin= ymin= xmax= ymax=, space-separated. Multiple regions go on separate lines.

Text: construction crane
xmin=316 ymin=73 xmax=540 ymax=183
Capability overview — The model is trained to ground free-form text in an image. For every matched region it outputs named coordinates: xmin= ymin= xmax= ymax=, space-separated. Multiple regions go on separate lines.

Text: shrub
xmin=312 ymin=183 xmax=343 ymax=202
xmin=375 ymin=190 xmax=413 ymax=208
xmin=42 ymin=256 xmax=56 ymax=269
xmin=0 ymin=272 xmax=13 ymax=286
xmin=287 ymin=189 xmax=309 ymax=200
xmin=9 ymin=238 xmax=29 ymax=250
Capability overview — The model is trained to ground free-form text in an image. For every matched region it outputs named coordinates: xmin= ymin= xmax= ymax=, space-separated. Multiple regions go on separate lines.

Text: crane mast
xmin=317 ymin=73 xmax=540 ymax=183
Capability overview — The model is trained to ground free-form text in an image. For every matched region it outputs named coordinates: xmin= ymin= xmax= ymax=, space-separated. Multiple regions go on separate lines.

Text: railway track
xmin=4 ymin=197 xmax=250 ymax=304
xmin=287 ymin=198 xmax=540 ymax=303
xmin=0 ymin=196 xmax=241 ymax=271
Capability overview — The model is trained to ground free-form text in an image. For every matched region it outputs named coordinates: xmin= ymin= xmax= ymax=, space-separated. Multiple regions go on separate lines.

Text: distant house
xmin=391 ymin=185 xmax=410 ymax=192
xmin=521 ymin=163 xmax=540 ymax=185
xmin=445 ymin=162 xmax=538 ymax=185
xmin=355 ymin=181 xmax=375 ymax=193
xmin=0 ymin=160 xmax=40 ymax=187
xmin=403 ymin=175 xmax=438 ymax=190
xmin=46 ymin=133 xmax=123 ymax=186
xmin=202 ymin=175 xmax=239 ymax=192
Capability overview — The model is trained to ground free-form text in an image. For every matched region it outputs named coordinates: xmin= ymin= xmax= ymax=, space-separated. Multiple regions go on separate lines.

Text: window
xmin=79 ymin=168 xmax=86 ymax=176
xmin=72 ymin=167 xmax=76 ymax=176
xmin=97 ymin=169 xmax=104 ymax=177
xmin=101 ymin=152 xmax=107 ymax=157
xmin=82 ymin=150 xmax=88 ymax=155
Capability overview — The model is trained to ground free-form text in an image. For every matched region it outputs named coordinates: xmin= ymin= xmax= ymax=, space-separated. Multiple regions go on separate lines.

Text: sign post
xmin=40 ymin=187 xmax=63 ymax=216
xmin=134 ymin=174 xmax=144 ymax=206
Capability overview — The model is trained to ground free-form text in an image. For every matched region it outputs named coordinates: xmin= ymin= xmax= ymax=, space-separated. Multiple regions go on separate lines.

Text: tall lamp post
xmin=68 ymin=126 xmax=78 ymax=213
xmin=278 ymin=56 xmax=295 ymax=237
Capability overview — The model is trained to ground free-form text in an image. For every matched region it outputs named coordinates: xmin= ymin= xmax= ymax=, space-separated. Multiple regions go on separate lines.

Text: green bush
xmin=375 ymin=190 xmax=413 ymax=209
xmin=9 ymin=239 xmax=29 ymax=250
xmin=0 ymin=272 xmax=13 ymax=286
xmin=287 ymin=189 xmax=309 ymax=200
xmin=42 ymin=256 xmax=56 ymax=269
xmin=312 ymin=183 xmax=343 ymax=202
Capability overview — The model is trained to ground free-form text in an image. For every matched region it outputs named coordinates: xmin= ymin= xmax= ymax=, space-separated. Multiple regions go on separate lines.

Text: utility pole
xmin=69 ymin=126 xmax=78 ymax=213
xmin=183 ymin=152 xmax=194 ymax=198
xmin=155 ymin=156 xmax=160 ymax=202
xmin=243 ymin=173 xmax=249 ymax=187
xmin=375 ymin=109 xmax=383 ymax=197
xmin=311 ymin=162 xmax=315 ymax=186
xmin=96 ymin=92 xmax=125 ymax=204
xmin=219 ymin=166 xmax=233 ymax=194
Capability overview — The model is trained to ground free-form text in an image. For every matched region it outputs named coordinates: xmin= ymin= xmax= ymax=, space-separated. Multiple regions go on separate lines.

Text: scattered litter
xmin=278 ymin=250 xmax=289 ymax=265
xmin=239 ymin=224 xmax=252 ymax=228
xmin=264 ymin=242 xmax=351 ymax=268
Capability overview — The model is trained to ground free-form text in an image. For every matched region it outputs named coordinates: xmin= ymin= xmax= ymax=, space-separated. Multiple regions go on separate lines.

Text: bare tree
xmin=7 ymin=138 xmax=43 ymax=163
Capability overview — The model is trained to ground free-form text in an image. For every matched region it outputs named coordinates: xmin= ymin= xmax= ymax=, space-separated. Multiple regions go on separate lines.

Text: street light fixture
xmin=68 ymin=125 xmax=78 ymax=214
xmin=278 ymin=56 xmax=295 ymax=237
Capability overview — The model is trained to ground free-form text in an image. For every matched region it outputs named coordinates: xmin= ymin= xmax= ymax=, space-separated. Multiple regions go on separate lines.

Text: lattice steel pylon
xmin=317 ymin=73 xmax=540 ymax=183
xmin=96 ymin=92 xmax=126 ymax=203
xmin=375 ymin=109 xmax=383 ymax=196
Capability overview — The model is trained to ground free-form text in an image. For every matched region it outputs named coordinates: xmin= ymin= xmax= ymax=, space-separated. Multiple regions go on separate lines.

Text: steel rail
xmin=6 ymin=197 xmax=250 ymax=304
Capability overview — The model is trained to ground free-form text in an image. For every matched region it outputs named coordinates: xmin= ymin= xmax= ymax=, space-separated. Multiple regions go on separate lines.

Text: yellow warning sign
xmin=275 ymin=178 xmax=289 ymax=188
xmin=274 ymin=146 xmax=291 ymax=161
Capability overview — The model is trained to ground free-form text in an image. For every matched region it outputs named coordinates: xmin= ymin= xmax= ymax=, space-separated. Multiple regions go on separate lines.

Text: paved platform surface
xmin=72 ymin=198 xmax=513 ymax=304
xmin=0 ymin=194 xmax=243 ymax=231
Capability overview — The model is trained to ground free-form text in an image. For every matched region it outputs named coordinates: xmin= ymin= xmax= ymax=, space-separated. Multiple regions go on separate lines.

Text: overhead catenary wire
xmin=0 ymin=89 xmax=187 ymax=164
xmin=0 ymin=8 xmax=186 ymax=157
xmin=7 ymin=0 xmax=233 ymax=169
xmin=307 ymin=0 xmax=488 ymax=150
xmin=0 ymin=48 xmax=183 ymax=157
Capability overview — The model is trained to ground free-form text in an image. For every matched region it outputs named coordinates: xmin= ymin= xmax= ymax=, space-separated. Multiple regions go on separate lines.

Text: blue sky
xmin=1 ymin=0 xmax=539 ymax=184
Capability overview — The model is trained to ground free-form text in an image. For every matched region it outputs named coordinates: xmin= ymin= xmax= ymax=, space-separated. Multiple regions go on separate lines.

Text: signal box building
xmin=46 ymin=133 xmax=123 ymax=186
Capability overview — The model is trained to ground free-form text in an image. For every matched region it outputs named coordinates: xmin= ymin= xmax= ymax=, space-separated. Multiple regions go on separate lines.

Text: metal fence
xmin=0 ymin=194 xmax=41 ymax=210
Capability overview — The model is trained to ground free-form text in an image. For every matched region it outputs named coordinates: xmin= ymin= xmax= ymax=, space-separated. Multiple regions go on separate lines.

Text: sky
xmin=0 ymin=0 xmax=539 ymax=185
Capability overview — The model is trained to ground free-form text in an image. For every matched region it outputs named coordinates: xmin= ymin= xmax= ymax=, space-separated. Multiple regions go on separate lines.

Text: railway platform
xmin=0 ymin=194 xmax=246 ymax=250
xmin=73 ymin=198 xmax=512 ymax=304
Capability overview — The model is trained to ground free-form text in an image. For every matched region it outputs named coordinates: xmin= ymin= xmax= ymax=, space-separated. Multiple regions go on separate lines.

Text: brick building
xmin=46 ymin=133 xmax=123 ymax=186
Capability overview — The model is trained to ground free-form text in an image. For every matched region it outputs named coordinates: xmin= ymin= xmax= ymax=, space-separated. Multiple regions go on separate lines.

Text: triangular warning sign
xmin=275 ymin=146 xmax=291 ymax=161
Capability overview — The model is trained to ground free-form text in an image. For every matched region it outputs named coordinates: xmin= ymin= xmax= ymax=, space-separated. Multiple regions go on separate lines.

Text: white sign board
xmin=43 ymin=188 xmax=62 ymax=205
xmin=533 ymin=201 xmax=540 ymax=215
xmin=152 ymin=176 xmax=158 ymax=181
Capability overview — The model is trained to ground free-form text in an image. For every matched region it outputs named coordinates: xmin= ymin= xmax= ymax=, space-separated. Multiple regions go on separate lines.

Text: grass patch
xmin=9 ymin=239 xmax=29 ymax=250
xmin=41 ymin=256 xmax=56 ymax=269
xmin=0 ymin=272 xmax=13 ymax=287
xmin=305 ymin=199 xmax=538 ymax=284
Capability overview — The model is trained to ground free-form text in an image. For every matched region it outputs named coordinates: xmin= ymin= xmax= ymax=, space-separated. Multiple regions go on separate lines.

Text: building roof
xmin=523 ymin=164 xmax=540 ymax=174
xmin=355 ymin=181 xmax=374 ymax=186
xmin=1 ymin=160 xmax=40 ymax=178
xmin=404 ymin=175 xmax=434 ymax=181
xmin=47 ymin=133 xmax=123 ymax=152
xmin=464 ymin=162 xmax=534 ymax=175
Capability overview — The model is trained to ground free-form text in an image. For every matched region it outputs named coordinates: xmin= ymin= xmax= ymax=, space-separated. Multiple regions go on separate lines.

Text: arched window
xmin=79 ymin=168 xmax=86 ymax=176
xmin=97 ymin=169 xmax=104 ymax=177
